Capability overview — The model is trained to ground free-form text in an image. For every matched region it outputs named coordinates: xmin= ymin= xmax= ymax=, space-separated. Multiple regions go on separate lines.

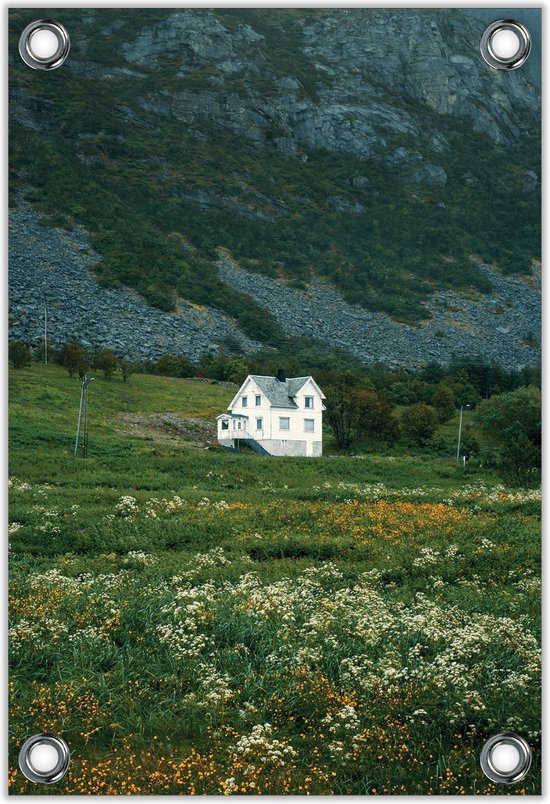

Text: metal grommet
xmin=18 ymin=733 xmax=70 ymax=785
xmin=480 ymin=733 xmax=532 ymax=785
xmin=18 ymin=19 xmax=70 ymax=71
xmin=480 ymin=20 xmax=531 ymax=71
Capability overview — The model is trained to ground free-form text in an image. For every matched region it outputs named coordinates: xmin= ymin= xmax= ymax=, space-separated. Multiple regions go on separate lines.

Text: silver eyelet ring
xmin=480 ymin=733 xmax=532 ymax=785
xmin=18 ymin=733 xmax=70 ymax=785
xmin=480 ymin=20 xmax=531 ymax=71
xmin=18 ymin=19 xmax=70 ymax=71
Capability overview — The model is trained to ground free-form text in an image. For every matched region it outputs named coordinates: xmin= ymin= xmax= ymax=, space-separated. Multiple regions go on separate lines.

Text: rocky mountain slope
xmin=9 ymin=8 xmax=541 ymax=367
xmin=9 ymin=200 xmax=539 ymax=369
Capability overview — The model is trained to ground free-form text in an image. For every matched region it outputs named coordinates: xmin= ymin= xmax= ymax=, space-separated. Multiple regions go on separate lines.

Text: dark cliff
xmin=9 ymin=8 xmax=541 ymax=367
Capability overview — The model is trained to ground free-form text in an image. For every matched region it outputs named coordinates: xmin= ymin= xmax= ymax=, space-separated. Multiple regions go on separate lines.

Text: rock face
xmin=123 ymin=10 xmax=265 ymax=71
xmin=9 ymin=200 xmax=539 ymax=370
xmin=9 ymin=203 xmax=259 ymax=361
xmin=300 ymin=11 xmax=538 ymax=145
xmin=217 ymin=256 xmax=540 ymax=371
xmin=122 ymin=9 xmax=538 ymax=156
xmin=8 ymin=8 xmax=541 ymax=369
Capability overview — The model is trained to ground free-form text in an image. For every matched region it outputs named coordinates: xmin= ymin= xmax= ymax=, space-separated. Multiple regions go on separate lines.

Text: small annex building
xmin=217 ymin=369 xmax=325 ymax=456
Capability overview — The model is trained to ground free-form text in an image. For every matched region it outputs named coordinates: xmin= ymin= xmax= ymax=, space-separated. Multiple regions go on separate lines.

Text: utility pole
xmin=74 ymin=375 xmax=92 ymax=458
xmin=44 ymin=307 xmax=48 ymax=365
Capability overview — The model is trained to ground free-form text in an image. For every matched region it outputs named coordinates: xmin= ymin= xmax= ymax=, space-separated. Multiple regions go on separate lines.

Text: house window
xmin=233 ymin=420 xmax=237 ymax=430
xmin=304 ymin=419 xmax=315 ymax=433
xmin=242 ymin=396 xmax=248 ymax=408
xmin=255 ymin=395 xmax=262 ymax=406
xmin=279 ymin=417 xmax=290 ymax=431
xmin=305 ymin=396 xmax=314 ymax=409
xmin=221 ymin=420 xmax=229 ymax=431
xmin=238 ymin=421 xmax=242 ymax=430
xmin=256 ymin=418 xmax=263 ymax=430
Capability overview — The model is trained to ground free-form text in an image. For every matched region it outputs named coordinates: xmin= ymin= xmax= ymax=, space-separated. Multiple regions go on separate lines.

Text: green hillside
xmin=9 ymin=8 xmax=540 ymax=342
xmin=8 ymin=365 xmax=541 ymax=794
xmin=8 ymin=363 xmax=475 ymax=487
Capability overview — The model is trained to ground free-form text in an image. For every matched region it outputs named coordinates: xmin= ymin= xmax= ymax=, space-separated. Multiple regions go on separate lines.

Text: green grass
xmin=9 ymin=365 xmax=540 ymax=794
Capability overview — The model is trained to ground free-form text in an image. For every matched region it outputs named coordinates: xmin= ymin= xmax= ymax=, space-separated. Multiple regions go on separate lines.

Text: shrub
xmin=324 ymin=374 xmax=368 ymax=449
xmin=432 ymin=385 xmax=455 ymax=422
xmin=401 ymin=403 xmax=439 ymax=445
xmin=460 ymin=432 xmax=480 ymax=461
xmin=476 ymin=386 xmax=541 ymax=482
xmin=358 ymin=390 xmax=400 ymax=444
xmin=156 ymin=354 xmax=196 ymax=378
xmin=9 ymin=341 xmax=31 ymax=369
xmin=63 ymin=341 xmax=89 ymax=378
xmin=223 ymin=358 xmax=250 ymax=385
xmin=95 ymin=348 xmax=117 ymax=380
xmin=119 ymin=358 xmax=140 ymax=383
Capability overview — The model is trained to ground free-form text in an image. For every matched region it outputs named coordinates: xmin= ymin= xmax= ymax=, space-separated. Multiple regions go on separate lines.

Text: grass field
xmin=9 ymin=366 xmax=541 ymax=794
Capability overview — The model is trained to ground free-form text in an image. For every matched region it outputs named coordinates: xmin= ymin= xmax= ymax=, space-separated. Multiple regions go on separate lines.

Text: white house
xmin=217 ymin=369 xmax=326 ymax=457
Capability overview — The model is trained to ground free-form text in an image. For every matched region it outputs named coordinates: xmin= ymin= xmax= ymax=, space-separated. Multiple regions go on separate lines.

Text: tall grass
xmin=9 ymin=365 xmax=540 ymax=794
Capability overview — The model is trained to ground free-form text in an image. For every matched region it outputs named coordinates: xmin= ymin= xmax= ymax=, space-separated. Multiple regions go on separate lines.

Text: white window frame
xmin=304 ymin=396 xmax=314 ymax=409
xmin=255 ymin=395 xmax=262 ymax=406
xmin=279 ymin=417 xmax=290 ymax=431
xmin=221 ymin=419 xmax=229 ymax=431
xmin=242 ymin=396 xmax=248 ymax=408
xmin=304 ymin=418 xmax=315 ymax=433
xmin=256 ymin=417 xmax=263 ymax=431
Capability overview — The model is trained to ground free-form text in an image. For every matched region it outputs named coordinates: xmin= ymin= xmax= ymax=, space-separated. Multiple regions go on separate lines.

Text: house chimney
xmin=276 ymin=368 xmax=286 ymax=383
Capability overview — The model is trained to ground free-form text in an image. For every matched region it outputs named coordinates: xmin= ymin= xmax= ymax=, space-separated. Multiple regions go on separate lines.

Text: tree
xmin=420 ymin=361 xmax=445 ymax=384
xmin=9 ymin=341 xmax=31 ymax=369
xmin=156 ymin=354 xmax=181 ymax=377
xmin=446 ymin=370 xmax=481 ymax=408
xmin=401 ymin=403 xmax=438 ymax=445
xmin=387 ymin=381 xmax=418 ymax=406
xmin=475 ymin=386 xmax=541 ymax=482
xmin=95 ymin=348 xmax=117 ymax=380
xmin=63 ymin=341 xmax=88 ymax=378
xmin=177 ymin=356 xmax=197 ymax=378
xmin=460 ymin=431 xmax=480 ymax=461
xmin=119 ymin=358 xmax=139 ymax=383
xmin=156 ymin=354 xmax=196 ymax=378
xmin=358 ymin=390 xmax=400 ymax=443
xmin=432 ymin=385 xmax=455 ymax=423
xmin=324 ymin=374 xmax=384 ymax=449
xmin=224 ymin=358 xmax=250 ymax=385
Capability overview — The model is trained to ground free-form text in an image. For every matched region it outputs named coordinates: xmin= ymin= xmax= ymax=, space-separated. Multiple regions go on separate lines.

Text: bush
xmin=460 ymin=432 xmax=480 ymax=461
xmin=95 ymin=348 xmax=117 ymax=380
xmin=401 ymin=403 xmax=439 ymax=446
xmin=63 ymin=341 xmax=89 ymax=379
xmin=432 ymin=385 xmax=455 ymax=423
xmin=9 ymin=341 xmax=31 ymax=369
xmin=358 ymin=390 xmax=400 ymax=444
xmin=119 ymin=359 xmax=141 ymax=383
xmin=476 ymin=386 xmax=541 ymax=482
xmin=223 ymin=358 xmax=250 ymax=385
xmin=156 ymin=354 xmax=196 ymax=378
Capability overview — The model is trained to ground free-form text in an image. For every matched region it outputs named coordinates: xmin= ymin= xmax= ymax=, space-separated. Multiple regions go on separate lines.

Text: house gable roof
xmin=250 ymin=375 xmax=299 ymax=409
xmin=291 ymin=376 xmax=326 ymax=400
xmin=226 ymin=374 xmax=325 ymax=411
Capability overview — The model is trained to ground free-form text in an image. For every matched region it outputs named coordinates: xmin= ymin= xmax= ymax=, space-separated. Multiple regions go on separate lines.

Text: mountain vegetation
xmin=9 ymin=8 xmax=540 ymax=349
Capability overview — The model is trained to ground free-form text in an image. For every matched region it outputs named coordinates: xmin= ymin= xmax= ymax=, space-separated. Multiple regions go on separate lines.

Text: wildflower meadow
xmin=9 ymin=366 xmax=540 ymax=794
